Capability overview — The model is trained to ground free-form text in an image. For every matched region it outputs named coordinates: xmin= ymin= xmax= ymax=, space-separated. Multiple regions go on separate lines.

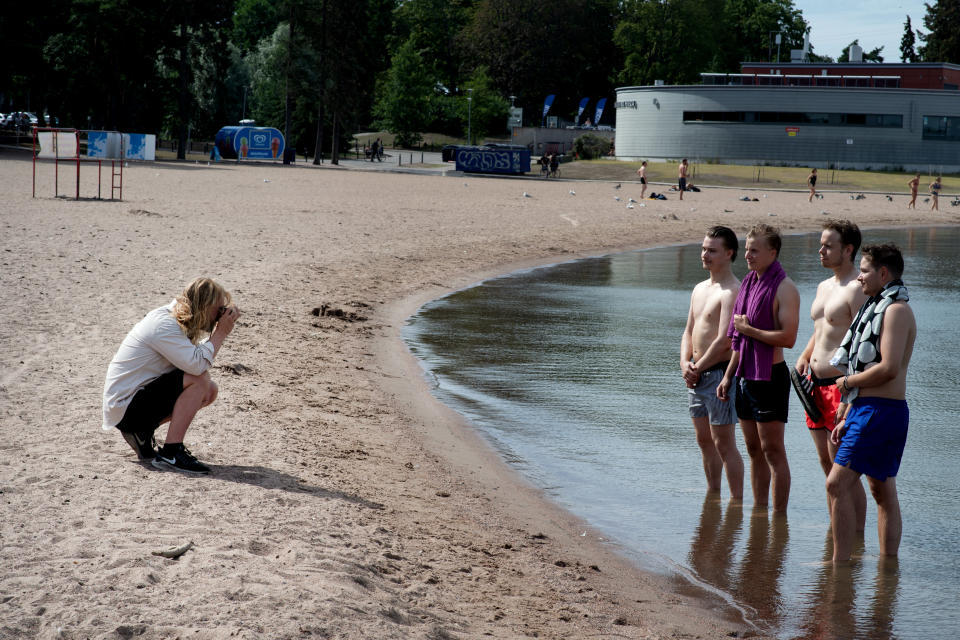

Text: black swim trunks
xmin=735 ymin=361 xmax=790 ymax=423
xmin=810 ymin=176 xmax=817 ymax=187
xmin=679 ymin=177 xmax=687 ymax=191
xmin=640 ymin=177 xmax=646 ymax=184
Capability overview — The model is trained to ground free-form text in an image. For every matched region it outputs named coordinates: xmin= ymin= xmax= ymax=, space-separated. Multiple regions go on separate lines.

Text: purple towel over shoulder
xmin=727 ymin=260 xmax=786 ymax=380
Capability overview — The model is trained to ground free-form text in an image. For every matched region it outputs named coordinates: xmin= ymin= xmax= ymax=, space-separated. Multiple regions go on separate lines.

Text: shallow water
xmin=404 ymin=226 xmax=960 ymax=639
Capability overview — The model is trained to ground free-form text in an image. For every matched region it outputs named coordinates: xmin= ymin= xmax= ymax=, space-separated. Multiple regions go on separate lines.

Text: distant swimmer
xmin=681 ymin=226 xmax=744 ymax=499
xmin=907 ymin=173 xmax=920 ymax=209
xmin=793 ymin=220 xmax=867 ymax=530
xmin=826 ymin=244 xmax=916 ymax=564
xmin=929 ymin=176 xmax=941 ymax=211
xmin=678 ymin=158 xmax=689 ymax=201
xmin=808 ymin=168 xmax=818 ymax=203
xmin=718 ymin=224 xmax=800 ymax=512
xmin=637 ymin=161 xmax=648 ymax=199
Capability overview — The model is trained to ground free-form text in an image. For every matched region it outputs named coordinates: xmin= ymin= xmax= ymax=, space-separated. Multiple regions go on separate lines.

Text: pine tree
xmin=919 ymin=1 xmax=960 ymax=63
xmin=900 ymin=15 xmax=917 ymax=62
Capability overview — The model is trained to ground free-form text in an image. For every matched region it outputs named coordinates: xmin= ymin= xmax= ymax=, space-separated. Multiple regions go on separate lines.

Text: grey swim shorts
xmin=688 ymin=367 xmax=736 ymax=425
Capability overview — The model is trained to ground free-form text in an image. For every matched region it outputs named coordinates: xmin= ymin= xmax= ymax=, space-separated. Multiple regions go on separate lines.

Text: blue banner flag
xmin=542 ymin=94 xmax=555 ymax=125
xmin=594 ymin=98 xmax=607 ymax=126
xmin=577 ymin=97 xmax=589 ymax=123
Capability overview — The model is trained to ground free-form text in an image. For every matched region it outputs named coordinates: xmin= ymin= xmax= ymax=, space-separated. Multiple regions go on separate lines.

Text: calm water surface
xmin=403 ymin=226 xmax=960 ymax=639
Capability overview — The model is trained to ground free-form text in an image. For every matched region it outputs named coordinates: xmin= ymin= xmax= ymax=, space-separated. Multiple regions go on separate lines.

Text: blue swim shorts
xmin=834 ymin=397 xmax=909 ymax=481
xmin=689 ymin=366 xmax=736 ymax=425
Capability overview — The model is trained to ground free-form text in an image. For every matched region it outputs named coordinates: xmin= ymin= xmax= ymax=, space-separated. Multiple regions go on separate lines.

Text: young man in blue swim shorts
xmin=826 ymin=244 xmax=916 ymax=564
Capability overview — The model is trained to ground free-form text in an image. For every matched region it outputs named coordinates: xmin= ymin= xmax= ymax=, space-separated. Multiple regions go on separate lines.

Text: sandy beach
xmin=1 ymin=154 xmax=954 ymax=639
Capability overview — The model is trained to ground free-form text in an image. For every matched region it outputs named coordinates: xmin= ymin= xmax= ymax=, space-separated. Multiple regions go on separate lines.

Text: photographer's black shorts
xmin=116 ymin=369 xmax=184 ymax=436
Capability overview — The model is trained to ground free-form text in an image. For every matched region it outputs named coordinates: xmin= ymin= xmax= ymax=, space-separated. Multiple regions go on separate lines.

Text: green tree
xmin=615 ymin=0 xmax=721 ymax=85
xmin=453 ymin=66 xmax=509 ymax=144
xmin=233 ymin=0 xmax=282 ymax=54
xmin=918 ymin=1 xmax=960 ymax=63
xmin=373 ymin=37 xmax=437 ymax=147
xmin=710 ymin=0 xmax=808 ymax=70
xmin=461 ymin=0 xmax=620 ymax=126
xmin=901 ymin=15 xmax=918 ymax=62
xmin=393 ymin=0 xmax=473 ymax=93
xmin=838 ymin=39 xmax=884 ymax=63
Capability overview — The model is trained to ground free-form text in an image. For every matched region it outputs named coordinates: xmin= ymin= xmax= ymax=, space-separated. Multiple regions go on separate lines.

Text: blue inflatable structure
xmin=214 ymin=126 xmax=285 ymax=160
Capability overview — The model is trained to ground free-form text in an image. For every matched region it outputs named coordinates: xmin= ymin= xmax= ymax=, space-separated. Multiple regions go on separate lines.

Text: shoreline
xmin=2 ymin=154 xmax=955 ymax=638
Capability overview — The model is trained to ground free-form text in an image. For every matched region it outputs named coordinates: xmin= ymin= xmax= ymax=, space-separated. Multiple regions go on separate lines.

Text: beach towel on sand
xmin=728 ymin=260 xmax=786 ymax=380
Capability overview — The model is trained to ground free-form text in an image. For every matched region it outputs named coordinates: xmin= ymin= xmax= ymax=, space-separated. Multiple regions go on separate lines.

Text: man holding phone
xmin=102 ymin=277 xmax=240 ymax=474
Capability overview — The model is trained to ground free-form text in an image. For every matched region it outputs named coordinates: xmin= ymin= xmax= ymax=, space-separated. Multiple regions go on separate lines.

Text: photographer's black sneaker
xmin=121 ymin=431 xmax=157 ymax=460
xmin=152 ymin=443 xmax=210 ymax=475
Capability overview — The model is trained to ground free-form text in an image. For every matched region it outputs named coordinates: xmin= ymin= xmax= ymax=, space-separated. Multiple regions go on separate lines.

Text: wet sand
xmin=1 ymin=154 xmax=954 ymax=639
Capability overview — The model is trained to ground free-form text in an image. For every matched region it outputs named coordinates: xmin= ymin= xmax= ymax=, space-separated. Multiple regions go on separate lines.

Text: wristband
xmin=842 ymin=377 xmax=850 ymax=391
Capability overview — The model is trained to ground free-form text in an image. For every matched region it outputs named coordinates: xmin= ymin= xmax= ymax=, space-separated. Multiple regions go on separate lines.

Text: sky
xmin=795 ymin=1 xmax=930 ymax=61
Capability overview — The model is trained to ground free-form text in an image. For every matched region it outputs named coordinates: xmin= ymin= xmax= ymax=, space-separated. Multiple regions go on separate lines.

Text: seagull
xmin=626 ymin=204 xmax=634 ymax=209
xmin=614 ymin=196 xmax=621 ymax=201
xmin=924 ymin=197 xmax=930 ymax=203
xmin=523 ymin=192 xmax=531 ymax=198
xmin=886 ymin=195 xmax=893 ymax=201
xmin=628 ymin=197 xmax=637 ymax=203
xmin=768 ymin=212 xmax=778 ymax=216
xmin=614 ymin=183 xmax=622 ymax=189
xmin=569 ymin=190 xmax=576 ymax=195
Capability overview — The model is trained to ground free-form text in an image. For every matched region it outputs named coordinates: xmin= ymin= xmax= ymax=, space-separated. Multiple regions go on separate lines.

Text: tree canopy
xmin=7 ymin=0 xmax=952 ymax=154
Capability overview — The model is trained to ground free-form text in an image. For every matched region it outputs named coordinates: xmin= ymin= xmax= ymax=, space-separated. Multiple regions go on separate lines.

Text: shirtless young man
xmin=718 ymin=224 xmax=800 ymax=512
xmin=826 ymin=244 xmax=916 ymax=563
xmin=794 ymin=220 xmax=867 ymax=529
xmin=637 ymin=161 xmax=648 ymax=199
xmin=907 ymin=173 xmax=920 ymax=209
xmin=678 ymin=158 xmax=689 ymax=200
xmin=681 ymin=226 xmax=744 ymax=499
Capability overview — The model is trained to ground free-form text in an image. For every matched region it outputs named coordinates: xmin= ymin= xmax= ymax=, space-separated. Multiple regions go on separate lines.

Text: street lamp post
xmin=467 ymin=88 xmax=473 ymax=146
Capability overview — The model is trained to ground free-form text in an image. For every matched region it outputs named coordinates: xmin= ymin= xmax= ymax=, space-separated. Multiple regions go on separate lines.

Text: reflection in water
xmin=734 ymin=509 xmax=790 ymax=627
xmin=688 ymin=494 xmax=743 ymax=594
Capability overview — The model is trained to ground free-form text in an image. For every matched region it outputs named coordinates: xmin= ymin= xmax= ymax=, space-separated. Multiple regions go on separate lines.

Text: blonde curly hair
xmin=172 ymin=277 xmax=232 ymax=344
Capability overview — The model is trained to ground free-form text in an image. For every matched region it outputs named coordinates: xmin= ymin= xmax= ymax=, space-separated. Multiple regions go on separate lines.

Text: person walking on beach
xmin=807 ymin=168 xmax=818 ymax=202
xmin=826 ymin=244 xmax=915 ymax=563
xmin=102 ymin=277 xmax=240 ymax=474
xmin=637 ymin=161 xmax=648 ymax=199
xmin=929 ymin=176 xmax=941 ymax=210
xmin=718 ymin=224 xmax=800 ymax=512
xmin=678 ymin=159 xmax=689 ymax=200
xmin=907 ymin=173 xmax=920 ymax=209
xmin=793 ymin=220 xmax=867 ymax=529
xmin=681 ymin=226 xmax=745 ymax=499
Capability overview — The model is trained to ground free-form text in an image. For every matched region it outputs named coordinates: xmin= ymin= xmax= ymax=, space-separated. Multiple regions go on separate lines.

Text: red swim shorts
xmin=806 ymin=383 xmax=842 ymax=430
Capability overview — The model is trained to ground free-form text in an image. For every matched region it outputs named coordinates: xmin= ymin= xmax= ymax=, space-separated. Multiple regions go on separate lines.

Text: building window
xmin=683 ymin=111 xmax=902 ymax=128
xmin=922 ymin=115 xmax=960 ymax=140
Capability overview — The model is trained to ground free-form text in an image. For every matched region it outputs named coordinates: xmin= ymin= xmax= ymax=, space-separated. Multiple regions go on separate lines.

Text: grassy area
xmin=561 ymin=159 xmax=958 ymax=193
